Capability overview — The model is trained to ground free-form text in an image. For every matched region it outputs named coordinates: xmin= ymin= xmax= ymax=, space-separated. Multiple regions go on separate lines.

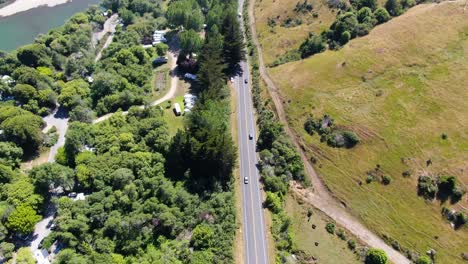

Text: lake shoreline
xmin=0 ymin=0 xmax=71 ymax=17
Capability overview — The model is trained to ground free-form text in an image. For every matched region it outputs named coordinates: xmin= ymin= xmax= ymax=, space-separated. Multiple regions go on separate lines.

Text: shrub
xmin=374 ymin=7 xmax=390 ymax=24
xmin=416 ymin=255 xmax=432 ymax=264
xmin=417 ymin=176 xmax=437 ymax=199
xmin=400 ymin=0 xmax=415 ymax=9
xmin=269 ymin=49 xmax=301 ymax=67
xmin=451 ymin=186 xmax=465 ymax=203
xmin=365 ymin=248 xmax=389 ymax=264
xmin=336 ymin=228 xmax=347 ymax=240
xmin=304 ymin=117 xmax=316 ymax=135
xmin=348 ymin=239 xmax=356 ymax=250
xmin=294 ymin=0 xmax=313 ymax=13
xmin=265 ymin=192 xmax=283 ymax=214
xmin=385 ymin=0 xmax=402 ymax=16
xmin=325 ymin=223 xmax=335 ymax=234
xmin=402 ymin=170 xmax=411 ymax=177
xmin=343 ymin=130 xmax=360 ymax=148
xmin=441 ymin=133 xmax=448 ymax=140
xmin=366 ymin=174 xmax=374 ymax=184
xmin=454 ymin=212 xmax=466 ymax=227
xmin=382 ymin=175 xmax=392 ymax=185
xmin=438 ymin=175 xmax=456 ymax=193
xmin=299 ymin=35 xmax=326 ymax=58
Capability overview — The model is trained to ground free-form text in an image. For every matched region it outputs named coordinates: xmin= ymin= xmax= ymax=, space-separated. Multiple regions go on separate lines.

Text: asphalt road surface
xmin=236 ymin=61 xmax=269 ymax=264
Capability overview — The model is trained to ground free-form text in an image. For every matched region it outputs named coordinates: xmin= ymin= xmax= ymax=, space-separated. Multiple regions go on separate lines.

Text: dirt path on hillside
xmin=247 ymin=1 xmax=410 ymax=263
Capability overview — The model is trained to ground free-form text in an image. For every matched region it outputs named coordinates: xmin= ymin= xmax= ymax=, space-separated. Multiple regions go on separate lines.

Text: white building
xmin=184 ymin=73 xmax=196 ymax=80
xmin=153 ymin=30 xmax=167 ymax=45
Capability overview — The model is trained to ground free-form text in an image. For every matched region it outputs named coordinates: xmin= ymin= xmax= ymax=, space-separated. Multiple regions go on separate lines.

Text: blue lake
xmin=0 ymin=0 xmax=101 ymax=51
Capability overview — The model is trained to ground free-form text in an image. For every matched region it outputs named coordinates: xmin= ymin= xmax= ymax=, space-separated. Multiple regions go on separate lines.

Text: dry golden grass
xmin=285 ymin=192 xmax=363 ymax=264
xmin=265 ymin=1 xmax=468 ymax=263
xmin=254 ymin=0 xmax=337 ymax=64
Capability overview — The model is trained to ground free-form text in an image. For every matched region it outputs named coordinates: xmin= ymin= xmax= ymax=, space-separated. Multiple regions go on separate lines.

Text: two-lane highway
xmin=236 ymin=59 xmax=269 ymax=263
xmin=236 ymin=62 xmax=269 ymax=264
xmin=236 ymin=1 xmax=269 ymax=262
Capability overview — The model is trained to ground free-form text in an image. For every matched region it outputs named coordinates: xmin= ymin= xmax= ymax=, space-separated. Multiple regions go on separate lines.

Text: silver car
xmin=244 ymin=176 xmax=249 ymax=184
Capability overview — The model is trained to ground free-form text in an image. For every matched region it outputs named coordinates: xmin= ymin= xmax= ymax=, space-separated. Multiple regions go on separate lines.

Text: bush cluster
xmin=417 ymin=175 xmax=465 ymax=203
xmin=304 ymin=115 xmax=360 ymax=148
xmin=299 ymin=0 xmax=415 ymax=58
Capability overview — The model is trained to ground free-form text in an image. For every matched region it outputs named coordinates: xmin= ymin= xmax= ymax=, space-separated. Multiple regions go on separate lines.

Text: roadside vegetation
xmin=263 ymin=1 xmax=468 ymax=262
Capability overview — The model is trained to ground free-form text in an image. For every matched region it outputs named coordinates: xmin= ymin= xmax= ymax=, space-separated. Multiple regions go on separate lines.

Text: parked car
xmin=38 ymin=239 xmax=44 ymax=249
xmin=46 ymin=219 xmax=54 ymax=228
xmin=68 ymin=192 xmax=77 ymax=198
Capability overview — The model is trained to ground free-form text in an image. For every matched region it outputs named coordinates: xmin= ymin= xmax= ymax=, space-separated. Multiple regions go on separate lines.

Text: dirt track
xmin=247 ymin=0 xmax=411 ymax=262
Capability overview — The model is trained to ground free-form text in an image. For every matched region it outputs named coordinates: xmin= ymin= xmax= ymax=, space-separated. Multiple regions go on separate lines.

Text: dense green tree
xmin=115 ymin=49 xmax=139 ymax=66
xmin=221 ymin=10 xmax=245 ymax=66
xmin=0 ymin=164 xmax=15 ymax=184
xmin=16 ymin=44 xmax=51 ymax=68
xmin=29 ymin=163 xmax=75 ymax=194
xmin=58 ymin=79 xmax=90 ymax=109
xmin=265 ymin=191 xmax=282 ymax=213
xmin=4 ymin=178 xmax=43 ymax=210
xmin=374 ymin=7 xmax=391 ymax=24
xmin=299 ymin=34 xmax=326 ymax=58
xmin=365 ymin=248 xmax=389 ymax=264
xmin=400 ymin=0 xmax=415 ymax=9
xmin=16 ymin=247 xmax=35 ymax=264
xmin=0 ymin=242 xmax=14 ymax=261
xmin=190 ymin=250 xmax=214 ymax=264
xmin=0 ymin=141 xmax=23 ymax=168
xmin=64 ymin=121 xmax=93 ymax=166
xmin=12 ymin=84 xmax=37 ymax=104
xmin=191 ymin=224 xmax=214 ymax=249
xmin=385 ymin=0 xmax=402 ymax=16
xmin=69 ymin=105 xmax=95 ymax=123
xmin=416 ymin=256 xmax=431 ymax=264
xmin=6 ymin=204 xmax=41 ymax=234
xmin=180 ymin=29 xmax=203 ymax=56
xmin=1 ymin=113 xmax=44 ymax=153
xmin=329 ymin=12 xmax=359 ymax=45
xmin=197 ymin=27 xmax=227 ymax=99
xmin=55 ymin=249 xmax=88 ymax=264
xmin=357 ymin=7 xmax=374 ymax=23
xmin=167 ymin=0 xmax=204 ymax=31
xmin=118 ymin=8 xmax=135 ymax=25
xmin=354 ymin=0 xmax=377 ymax=10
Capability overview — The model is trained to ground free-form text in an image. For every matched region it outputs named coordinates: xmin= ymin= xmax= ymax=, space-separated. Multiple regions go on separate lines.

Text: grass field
xmin=254 ymin=0 xmax=336 ymax=65
xmin=161 ymin=96 xmax=185 ymax=137
xmin=285 ymin=193 xmax=363 ymax=263
xmin=151 ymin=58 xmax=172 ymax=101
xmin=262 ymin=1 xmax=468 ymax=263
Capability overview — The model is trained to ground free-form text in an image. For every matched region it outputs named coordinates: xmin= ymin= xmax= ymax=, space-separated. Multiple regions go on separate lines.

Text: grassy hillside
xmin=264 ymin=1 xmax=468 ymax=263
xmin=254 ymin=0 xmax=336 ymax=64
xmin=285 ymin=193 xmax=363 ymax=263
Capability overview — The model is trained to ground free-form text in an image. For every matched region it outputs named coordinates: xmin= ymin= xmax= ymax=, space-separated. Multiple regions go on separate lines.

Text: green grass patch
xmin=161 ymin=95 xmax=185 ymax=137
xmin=284 ymin=193 xmax=362 ymax=263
